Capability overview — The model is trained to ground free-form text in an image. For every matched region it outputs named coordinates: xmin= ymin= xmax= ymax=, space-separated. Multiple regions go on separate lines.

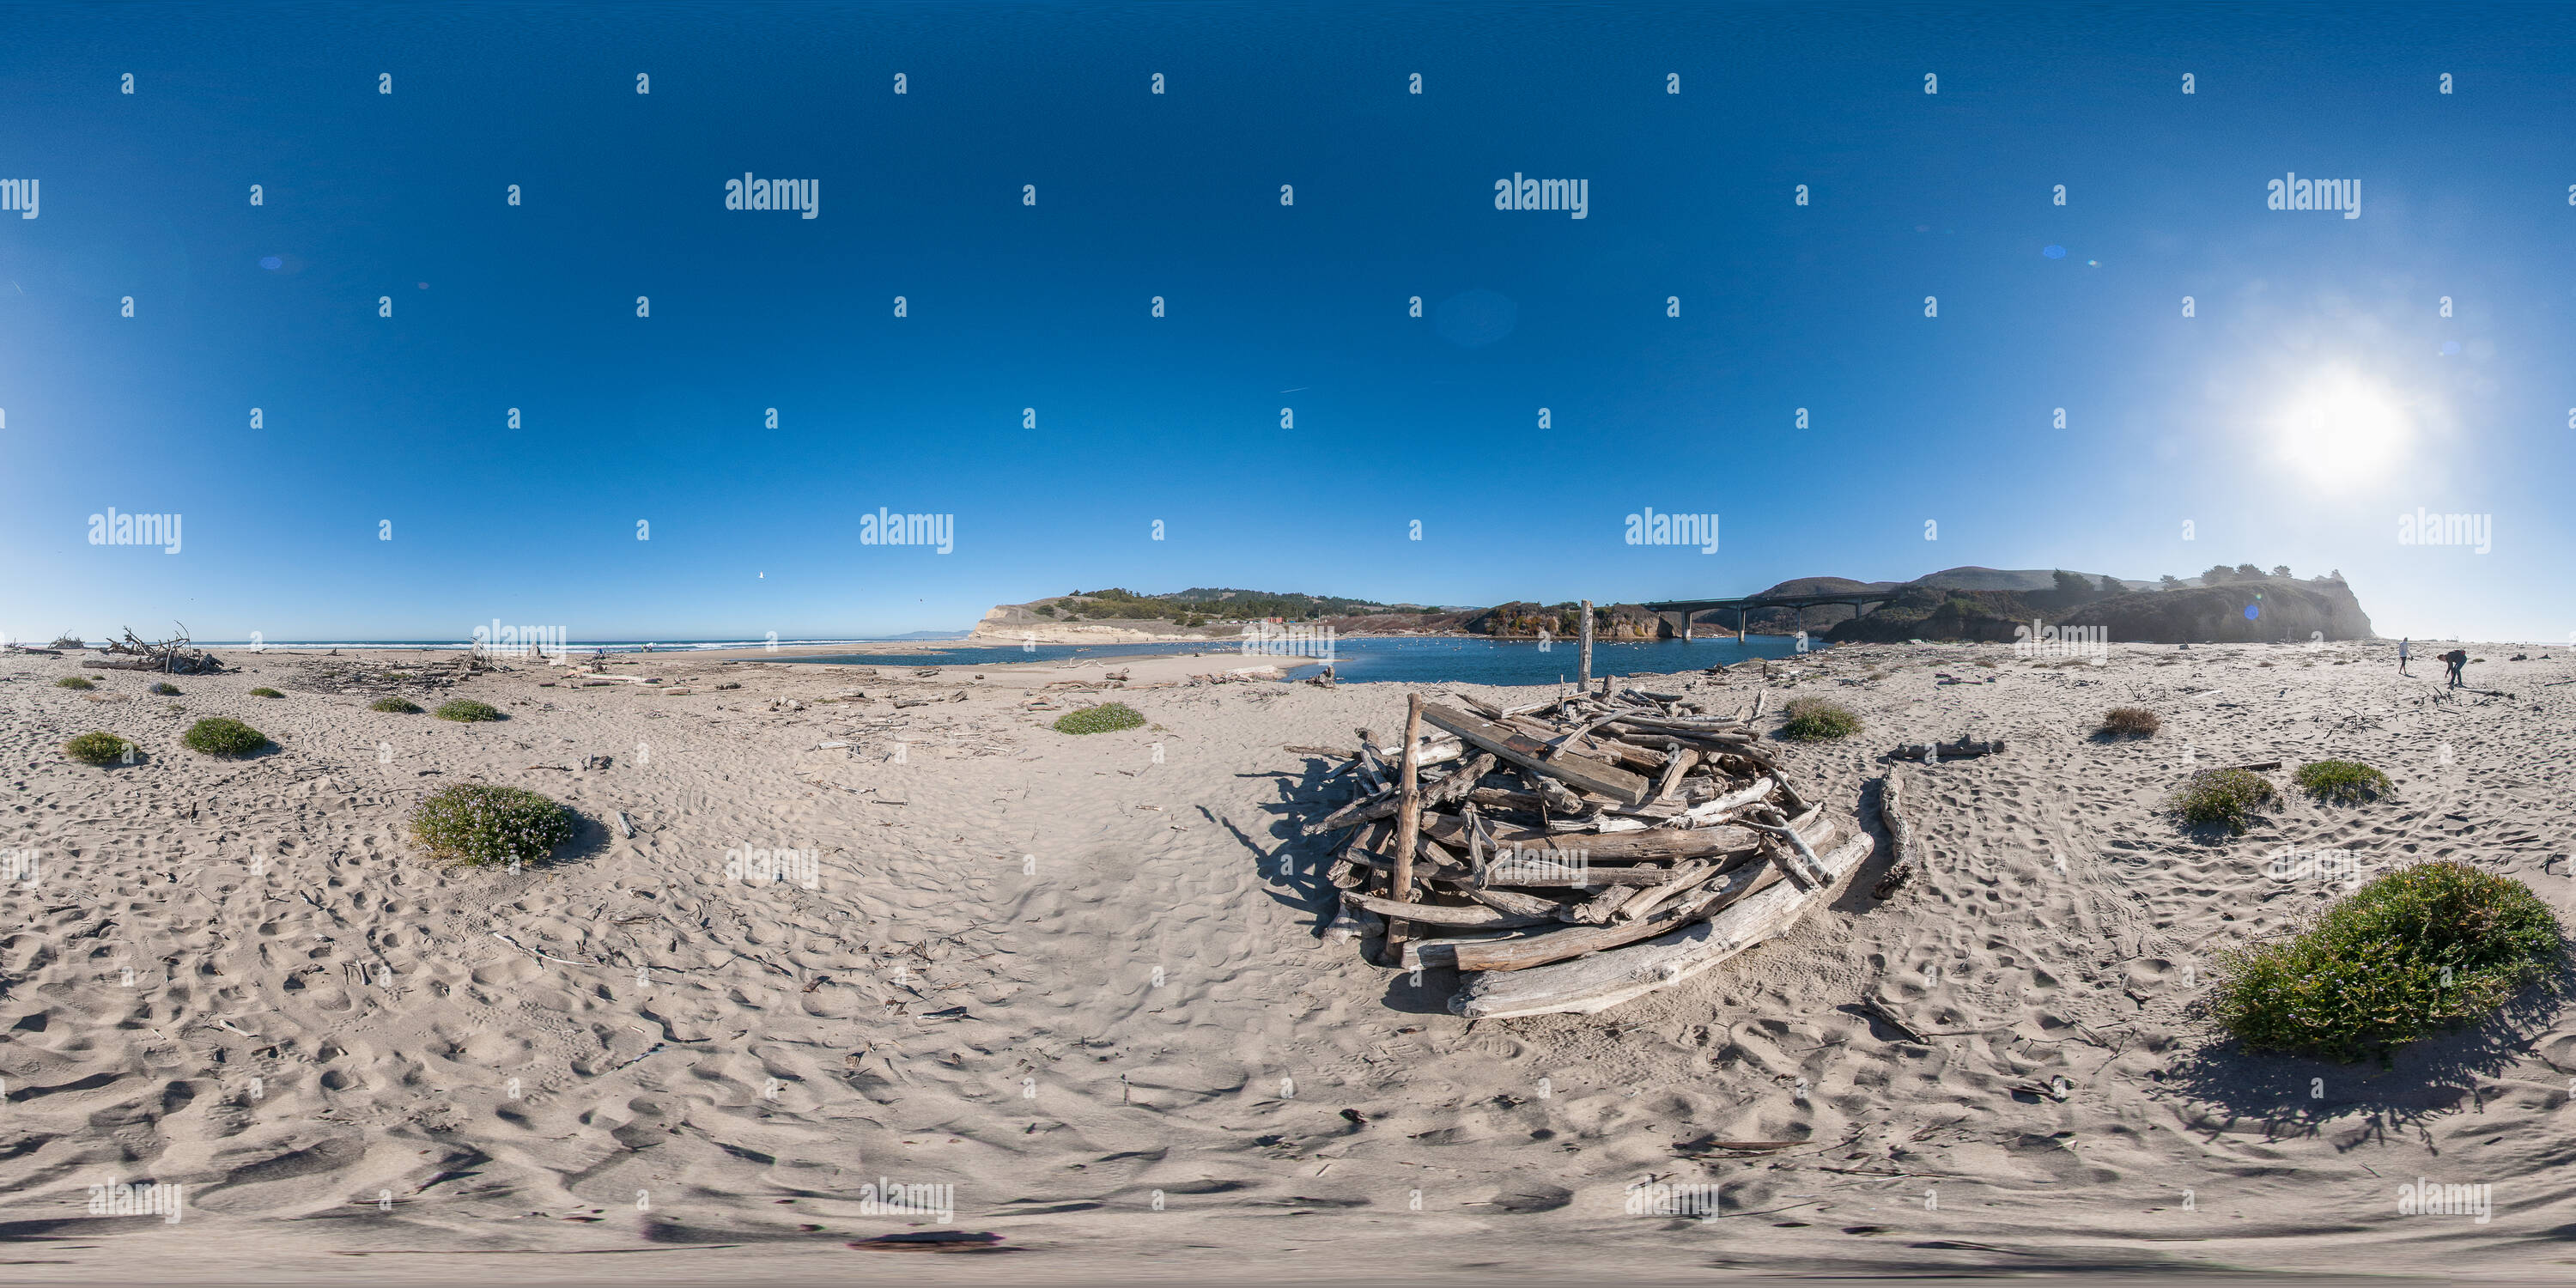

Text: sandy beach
xmin=1 ymin=639 xmax=2568 ymax=1282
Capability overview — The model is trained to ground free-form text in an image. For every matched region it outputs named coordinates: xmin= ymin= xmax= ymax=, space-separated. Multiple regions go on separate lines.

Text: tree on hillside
xmin=2202 ymin=565 xmax=2234 ymax=586
xmin=2271 ymin=565 xmax=2292 ymax=578
xmin=2235 ymin=562 xmax=2263 ymax=578
xmin=2160 ymin=574 xmax=2183 ymax=589
xmin=2099 ymin=574 xmax=2123 ymax=592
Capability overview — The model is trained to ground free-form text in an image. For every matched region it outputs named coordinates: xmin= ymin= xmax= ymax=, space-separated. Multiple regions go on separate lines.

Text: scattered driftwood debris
xmin=1291 ymin=687 xmax=1874 ymax=1019
xmin=80 ymin=624 xmax=227 ymax=674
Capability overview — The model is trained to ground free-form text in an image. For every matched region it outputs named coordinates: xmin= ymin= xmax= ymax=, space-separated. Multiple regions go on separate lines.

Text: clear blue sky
xmin=3 ymin=2 xmax=2568 ymax=642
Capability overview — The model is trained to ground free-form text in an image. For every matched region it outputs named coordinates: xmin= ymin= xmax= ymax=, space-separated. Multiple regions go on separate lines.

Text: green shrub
xmin=55 ymin=676 xmax=94 ymax=690
xmin=434 ymin=699 xmax=504 ymax=722
xmin=2293 ymin=759 xmax=2392 ymax=805
xmin=181 ymin=717 xmax=269 ymax=756
xmin=147 ymin=681 xmax=179 ymax=696
xmin=371 ymin=696 xmax=424 ymax=714
xmin=2101 ymin=706 xmax=2160 ymax=737
xmin=408 ymin=783 xmax=576 ymax=867
xmin=249 ymin=686 xmax=284 ymax=698
xmin=62 ymin=732 xmax=133 ymax=766
xmin=1054 ymin=702 xmax=1146 ymax=735
xmin=2212 ymin=861 xmax=2561 ymax=1060
xmin=2172 ymin=767 xmax=2275 ymax=832
xmin=1777 ymin=697 xmax=1860 ymax=741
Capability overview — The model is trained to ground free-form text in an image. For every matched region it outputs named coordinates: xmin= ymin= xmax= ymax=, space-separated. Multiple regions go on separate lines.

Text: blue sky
xmin=2 ymin=2 xmax=2569 ymax=641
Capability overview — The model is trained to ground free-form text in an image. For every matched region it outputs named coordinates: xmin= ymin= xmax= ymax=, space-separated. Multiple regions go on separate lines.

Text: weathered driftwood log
xmin=1892 ymin=738 xmax=2006 ymax=761
xmin=1460 ymin=886 xmax=1569 ymax=918
xmin=1452 ymin=827 xmax=1874 ymax=1018
xmin=1403 ymin=927 xmax=1552 ymax=970
xmin=1872 ymin=767 xmax=1919 ymax=900
xmin=1420 ymin=703 xmax=1651 ymax=805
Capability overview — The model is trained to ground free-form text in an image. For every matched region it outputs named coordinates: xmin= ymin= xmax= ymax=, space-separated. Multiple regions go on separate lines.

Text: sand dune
xmin=0 ymin=640 xmax=2567 ymax=1280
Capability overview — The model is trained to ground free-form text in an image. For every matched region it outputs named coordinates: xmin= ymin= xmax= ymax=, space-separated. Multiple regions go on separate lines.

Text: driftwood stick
xmin=1743 ymin=809 xmax=1831 ymax=889
xmin=1382 ymin=693 xmax=1428 ymax=963
xmin=1343 ymin=890 xmax=1557 ymax=929
xmin=1649 ymin=744 xmax=1698 ymax=803
xmin=1861 ymin=997 xmax=1931 ymax=1044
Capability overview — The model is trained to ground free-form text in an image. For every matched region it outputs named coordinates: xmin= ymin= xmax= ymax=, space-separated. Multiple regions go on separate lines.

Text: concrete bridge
xmin=1637 ymin=591 xmax=1893 ymax=641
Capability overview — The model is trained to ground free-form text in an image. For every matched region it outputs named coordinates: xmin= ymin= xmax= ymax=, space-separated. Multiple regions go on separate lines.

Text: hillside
xmin=967 ymin=569 xmax=2372 ymax=647
xmin=2059 ymin=576 xmax=2374 ymax=643
xmin=969 ymin=586 xmax=1429 ymax=643
xmin=1822 ymin=586 xmax=2050 ymax=644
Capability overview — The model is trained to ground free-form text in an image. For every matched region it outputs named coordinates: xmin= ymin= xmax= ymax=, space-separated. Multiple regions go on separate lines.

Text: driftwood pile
xmin=283 ymin=656 xmax=474 ymax=696
xmin=79 ymin=625 xmax=226 ymax=675
xmin=1297 ymin=685 xmax=1874 ymax=1019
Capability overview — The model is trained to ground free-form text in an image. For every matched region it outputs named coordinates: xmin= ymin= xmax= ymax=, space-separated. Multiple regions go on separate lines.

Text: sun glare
xmin=2277 ymin=374 xmax=2411 ymax=488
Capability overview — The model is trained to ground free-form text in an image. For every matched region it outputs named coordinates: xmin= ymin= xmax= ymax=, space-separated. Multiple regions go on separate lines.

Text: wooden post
xmin=1578 ymin=599 xmax=1594 ymax=688
xmin=1381 ymin=692 xmax=1427 ymax=965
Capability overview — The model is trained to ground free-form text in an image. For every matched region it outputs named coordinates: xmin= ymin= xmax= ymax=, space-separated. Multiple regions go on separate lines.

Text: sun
xmin=2276 ymin=372 xmax=2411 ymax=488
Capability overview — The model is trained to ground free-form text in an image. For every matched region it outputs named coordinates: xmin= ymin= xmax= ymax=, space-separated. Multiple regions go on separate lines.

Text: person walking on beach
xmin=2442 ymin=647 xmax=2470 ymax=687
xmin=2397 ymin=637 xmax=2410 ymax=675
